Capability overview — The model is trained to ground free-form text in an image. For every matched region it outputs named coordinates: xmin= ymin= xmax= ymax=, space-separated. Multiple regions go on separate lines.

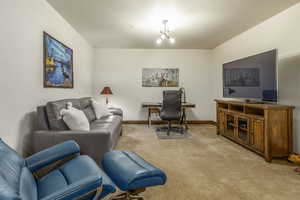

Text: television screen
xmin=223 ymin=49 xmax=277 ymax=102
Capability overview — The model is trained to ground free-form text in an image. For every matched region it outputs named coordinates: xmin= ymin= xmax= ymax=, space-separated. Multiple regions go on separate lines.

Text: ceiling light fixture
xmin=156 ymin=20 xmax=175 ymax=45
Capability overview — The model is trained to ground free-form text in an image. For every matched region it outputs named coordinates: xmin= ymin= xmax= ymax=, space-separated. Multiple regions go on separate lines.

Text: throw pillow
xmin=91 ymin=100 xmax=111 ymax=119
xmin=82 ymin=106 xmax=97 ymax=122
xmin=61 ymin=105 xmax=90 ymax=131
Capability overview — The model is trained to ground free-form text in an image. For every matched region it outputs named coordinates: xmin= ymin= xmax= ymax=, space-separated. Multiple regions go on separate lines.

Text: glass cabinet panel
xmin=237 ymin=117 xmax=249 ymax=144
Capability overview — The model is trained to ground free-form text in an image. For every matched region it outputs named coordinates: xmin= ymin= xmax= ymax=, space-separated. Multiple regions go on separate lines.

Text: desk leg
xmin=148 ymin=108 xmax=151 ymax=127
xmin=181 ymin=108 xmax=189 ymax=130
xmin=180 ymin=111 xmax=184 ymax=124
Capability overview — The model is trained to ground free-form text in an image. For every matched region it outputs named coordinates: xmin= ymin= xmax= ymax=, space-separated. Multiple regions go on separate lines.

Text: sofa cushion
xmin=82 ymin=106 xmax=97 ymax=122
xmin=90 ymin=115 xmax=122 ymax=131
xmin=79 ymin=97 xmax=97 ymax=122
xmin=38 ymin=168 xmax=67 ymax=198
xmin=46 ymin=99 xmax=81 ymax=130
xmin=79 ymin=97 xmax=92 ymax=109
xmin=90 ymin=116 xmax=122 ymax=147
xmin=37 ymin=156 xmax=102 ymax=199
xmin=37 ymin=106 xmax=50 ymax=130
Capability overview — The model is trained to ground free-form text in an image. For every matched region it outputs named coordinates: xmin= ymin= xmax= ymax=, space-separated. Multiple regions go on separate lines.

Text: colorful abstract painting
xmin=142 ymin=68 xmax=179 ymax=87
xmin=43 ymin=32 xmax=73 ymax=88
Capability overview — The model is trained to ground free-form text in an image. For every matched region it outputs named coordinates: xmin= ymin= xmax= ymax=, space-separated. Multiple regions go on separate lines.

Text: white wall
xmin=212 ymin=3 xmax=300 ymax=153
xmin=93 ymin=49 xmax=214 ymax=121
xmin=2 ymin=0 xmax=300 ymax=155
xmin=0 ymin=0 xmax=94 ymax=154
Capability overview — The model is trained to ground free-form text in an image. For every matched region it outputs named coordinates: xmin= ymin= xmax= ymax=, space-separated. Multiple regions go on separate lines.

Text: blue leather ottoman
xmin=101 ymin=150 xmax=167 ymax=199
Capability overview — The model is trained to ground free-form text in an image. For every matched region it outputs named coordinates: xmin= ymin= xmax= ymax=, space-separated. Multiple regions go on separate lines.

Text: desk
xmin=142 ymin=102 xmax=196 ymax=128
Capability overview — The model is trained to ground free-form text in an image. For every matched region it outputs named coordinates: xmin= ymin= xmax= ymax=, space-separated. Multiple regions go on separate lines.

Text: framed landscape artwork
xmin=43 ymin=32 xmax=73 ymax=88
xmin=142 ymin=68 xmax=179 ymax=87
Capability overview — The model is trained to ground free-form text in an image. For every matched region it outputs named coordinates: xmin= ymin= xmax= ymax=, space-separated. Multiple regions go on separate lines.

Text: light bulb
xmin=160 ymin=34 xmax=167 ymax=40
xmin=156 ymin=38 xmax=162 ymax=44
xmin=169 ymin=38 xmax=175 ymax=44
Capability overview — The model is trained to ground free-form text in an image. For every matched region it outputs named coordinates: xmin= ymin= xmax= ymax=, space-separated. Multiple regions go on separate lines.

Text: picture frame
xmin=43 ymin=32 xmax=74 ymax=88
xmin=142 ymin=68 xmax=179 ymax=87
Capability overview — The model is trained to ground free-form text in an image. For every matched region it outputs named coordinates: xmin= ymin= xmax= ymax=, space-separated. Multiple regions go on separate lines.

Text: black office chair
xmin=159 ymin=90 xmax=183 ymax=135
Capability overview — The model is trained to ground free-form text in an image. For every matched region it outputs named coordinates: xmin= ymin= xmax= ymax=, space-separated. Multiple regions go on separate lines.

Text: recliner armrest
xmin=25 ymin=140 xmax=80 ymax=172
xmin=41 ymin=176 xmax=102 ymax=200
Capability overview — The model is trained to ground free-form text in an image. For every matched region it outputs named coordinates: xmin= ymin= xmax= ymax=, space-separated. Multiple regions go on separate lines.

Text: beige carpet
xmin=116 ymin=124 xmax=300 ymax=200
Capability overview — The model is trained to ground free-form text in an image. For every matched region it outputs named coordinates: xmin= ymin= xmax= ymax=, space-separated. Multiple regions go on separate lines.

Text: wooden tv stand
xmin=215 ymin=99 xmax=294 ymax=162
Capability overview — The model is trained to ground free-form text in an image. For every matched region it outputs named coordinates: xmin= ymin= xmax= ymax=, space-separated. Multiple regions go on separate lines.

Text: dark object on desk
xmin=159 ymin=90 xmax=183 ymax=135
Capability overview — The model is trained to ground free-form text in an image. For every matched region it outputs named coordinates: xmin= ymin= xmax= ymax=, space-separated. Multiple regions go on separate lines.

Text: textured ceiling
xmin=47 ymin=0 xmax=300 ymax=49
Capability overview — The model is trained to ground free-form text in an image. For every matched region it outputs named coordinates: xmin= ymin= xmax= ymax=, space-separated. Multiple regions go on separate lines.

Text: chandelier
xmin=156 ymin=20 xmax=175 ymax=45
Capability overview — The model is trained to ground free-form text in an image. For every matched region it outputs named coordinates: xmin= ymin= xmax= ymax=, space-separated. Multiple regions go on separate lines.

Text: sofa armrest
xmin=32 ymin=130 xmax=113 ymax=164
xmin=26 ymin=140 xmax=80 ymax=172
xmin=108 ymin=107 xmax=123 ymax=118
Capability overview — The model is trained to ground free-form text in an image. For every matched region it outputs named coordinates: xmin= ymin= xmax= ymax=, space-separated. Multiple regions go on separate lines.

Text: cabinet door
xmin=237 ymin=117 xmax=250 ymax=144
xmin=218 ymin=110 xmax=226 ymax=134
xmin=251 ymin=119 xmax=265 ymax=153
xmin=224 ymin=114 xmax=235 ymax=138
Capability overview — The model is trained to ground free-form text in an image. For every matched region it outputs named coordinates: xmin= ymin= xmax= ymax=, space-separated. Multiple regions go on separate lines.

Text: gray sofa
xmin=32 ymin=97 xmax=123 ymax=164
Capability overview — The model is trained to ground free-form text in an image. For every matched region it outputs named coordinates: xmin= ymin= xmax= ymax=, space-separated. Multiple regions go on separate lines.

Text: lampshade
xmin=100 ymin=87 xmax=113 ymax=95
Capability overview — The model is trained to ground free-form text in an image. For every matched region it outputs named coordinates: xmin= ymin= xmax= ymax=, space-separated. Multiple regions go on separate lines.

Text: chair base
xmin=156 ymin=125 xmax=185 ymax=135
xmin=104 ymin=189 xmax=145 ymax=200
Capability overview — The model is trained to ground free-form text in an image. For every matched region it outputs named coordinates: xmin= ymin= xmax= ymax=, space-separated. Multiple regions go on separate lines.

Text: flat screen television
xmin=223 ymin=49 xmax=278 ymax=102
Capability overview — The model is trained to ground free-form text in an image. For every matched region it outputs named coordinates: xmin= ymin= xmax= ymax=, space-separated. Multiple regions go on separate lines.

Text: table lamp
xmin=100 ymin=86 xmax=113 ymax=105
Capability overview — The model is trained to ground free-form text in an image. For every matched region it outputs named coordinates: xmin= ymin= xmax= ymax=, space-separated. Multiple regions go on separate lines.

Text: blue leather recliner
xmin=0 ymin=139 xmax=166 ymax=200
